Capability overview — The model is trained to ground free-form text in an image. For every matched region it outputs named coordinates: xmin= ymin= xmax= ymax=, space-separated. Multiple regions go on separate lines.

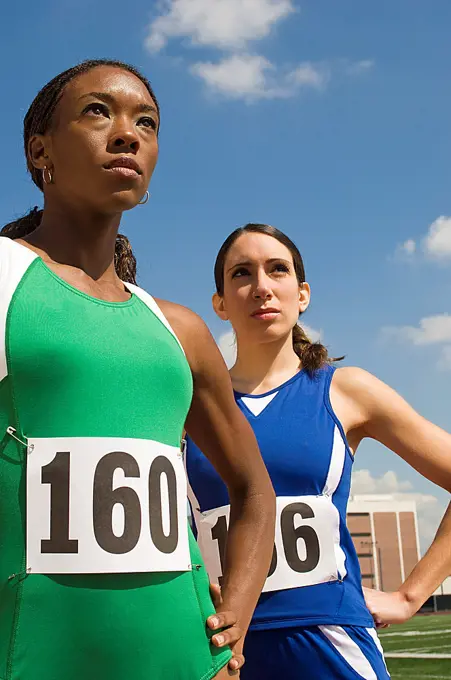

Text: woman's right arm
xmin=161 ymin=300 xmax=276 ymax=668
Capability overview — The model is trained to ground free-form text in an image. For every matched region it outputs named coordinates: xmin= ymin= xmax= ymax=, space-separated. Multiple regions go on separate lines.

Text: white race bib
xmin=26 ymin=437 xmax=191 ymax=574
xmin=195 ymin=495 xmax=341 ymax=592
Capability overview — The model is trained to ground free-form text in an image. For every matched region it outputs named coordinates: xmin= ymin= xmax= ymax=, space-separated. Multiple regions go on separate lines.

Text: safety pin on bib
xmin=180 ymin=438 xmax=187 ymax=459
xmin=8 ymin=567 xmax=32 ymax=582
xmin=6 ymin=426 xmax=34 ymax=453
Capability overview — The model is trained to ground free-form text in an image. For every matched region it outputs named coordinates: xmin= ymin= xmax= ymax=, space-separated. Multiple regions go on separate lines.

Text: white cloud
xmin=392 ymin=216 xmax=451 ymax=262
xmin=382 ymin=314 xmax=451 ymax=371
xmin=191 ymin=54 xmax=327 ymax=100
xmin=386 ymin=218 xmax=451 ymax=369
xmin=395 ymin=238 xmax=416 ymax=257
xmin=438 ymin=345 xmax=451 ymax=370
xmin=217 ymin=329 xmax=236 ymax=368
xmin=351 ymin=469 xmax=413 ymax=495
xmin=146 ymin=0 xmax=295 ymax=52
xmin=286 ymin=63 xmax=329 ymax=89
xmin=145 ymin=1 xmax=372 ymax=102
xmin=302 ymin=323 xmax=322 ymax=343
xmin=191 ymin=54 xmax=272 ymax=100
xmin=383 ymin=313 xmax=451 ymax=346
xmin=345 ymin=59 xmax=375 ymax=76
xmin=351 ymin=469 xmax=444 ymax=551
xmin=423 ymin=216 xmax=451 ymax=259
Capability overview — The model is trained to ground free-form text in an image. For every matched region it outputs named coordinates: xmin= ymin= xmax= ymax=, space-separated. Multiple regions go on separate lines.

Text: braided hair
xmin=1 ymin=59 xmax=159 ymax=284
xmin=214 ymin=223 xmax=342 ymax=373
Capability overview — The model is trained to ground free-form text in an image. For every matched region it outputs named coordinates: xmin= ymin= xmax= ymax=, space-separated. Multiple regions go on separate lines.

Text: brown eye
xmin=232 ymin=267 xmax=250 ymax=279
xmin=273 ymin=263 xmax=289 ymax=273
xmin=138 ymin=116 xmax=157 ymax=130
xmin=83 ymin=102 xmax=109 ymax=117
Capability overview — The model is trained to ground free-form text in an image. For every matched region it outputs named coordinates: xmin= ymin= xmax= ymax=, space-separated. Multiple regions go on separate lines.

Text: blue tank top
xmin=185 ymin=366 xmax=374 ymax=630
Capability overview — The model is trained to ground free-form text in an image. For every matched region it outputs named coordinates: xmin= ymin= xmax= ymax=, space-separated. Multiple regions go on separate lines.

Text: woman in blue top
xmin=186 ymin=223 xmax=451 ymax=680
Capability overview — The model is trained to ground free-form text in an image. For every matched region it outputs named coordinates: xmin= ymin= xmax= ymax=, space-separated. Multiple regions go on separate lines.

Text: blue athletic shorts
xmin=241 ymin=625 xmax=390 ymax=679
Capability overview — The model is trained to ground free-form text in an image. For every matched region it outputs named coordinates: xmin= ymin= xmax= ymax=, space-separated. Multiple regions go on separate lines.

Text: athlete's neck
xmin=230 ymin=333 xmax=301 ymax=395
xmin=22 ymin=199 xmax=122 ymax=282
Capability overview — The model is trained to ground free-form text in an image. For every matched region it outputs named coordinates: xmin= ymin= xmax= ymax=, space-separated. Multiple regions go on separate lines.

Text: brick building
xmin=347 ymin=494 xmax=420 ymax=591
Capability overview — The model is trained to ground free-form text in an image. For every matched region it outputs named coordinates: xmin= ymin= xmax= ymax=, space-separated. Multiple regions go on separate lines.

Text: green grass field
xmin=379 ymin=613 xmax=451 ymax=679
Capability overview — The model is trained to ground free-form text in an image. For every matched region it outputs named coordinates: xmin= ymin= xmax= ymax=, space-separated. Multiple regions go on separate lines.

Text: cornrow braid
xmin=1 ymin=207 xmax=43 ymax=239
xmin=2 ymin=59 xmax=159 ymax=283
xmin=114 ymin=233 xmax=137 ymax=285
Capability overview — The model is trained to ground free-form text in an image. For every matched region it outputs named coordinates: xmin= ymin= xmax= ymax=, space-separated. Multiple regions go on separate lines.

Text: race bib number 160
xmin=26 ymin=437 xmax=190 ymax=574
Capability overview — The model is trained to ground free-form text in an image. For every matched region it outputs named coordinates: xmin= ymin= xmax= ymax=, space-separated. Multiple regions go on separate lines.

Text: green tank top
xmin=0 ymin=237 xmax=231 ymax=680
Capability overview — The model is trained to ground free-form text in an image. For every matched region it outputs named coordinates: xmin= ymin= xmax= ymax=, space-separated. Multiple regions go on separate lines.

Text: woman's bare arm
xmin=160 ymin=300 xmax=276 ymax=654
xmin=332 ymin=366 xmax=451 ymax=623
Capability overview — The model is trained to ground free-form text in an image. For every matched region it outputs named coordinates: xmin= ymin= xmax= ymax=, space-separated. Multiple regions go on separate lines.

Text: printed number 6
xmin=280 ymin=502 xmax=320 ymax=574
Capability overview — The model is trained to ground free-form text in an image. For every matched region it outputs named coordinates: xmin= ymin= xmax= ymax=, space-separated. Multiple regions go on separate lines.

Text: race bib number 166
xmin=196 ymin=495 xmax=342 ymax=592
xmin=26 ymin=437 xmax=190 ymax=574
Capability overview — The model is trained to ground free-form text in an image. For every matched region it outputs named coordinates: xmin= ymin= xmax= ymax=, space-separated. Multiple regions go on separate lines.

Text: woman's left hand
xmin=363 ymin=587 xmax=418 ymax=628
xmin=208 ymin=583 xmax=245 ymax=673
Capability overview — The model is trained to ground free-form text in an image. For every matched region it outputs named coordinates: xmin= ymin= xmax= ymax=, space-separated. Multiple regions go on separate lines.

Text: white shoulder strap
xmin=125 ymin=282 xmax=186 ymax=356
xmin=0 ymin=238 xmax=38 ymax=381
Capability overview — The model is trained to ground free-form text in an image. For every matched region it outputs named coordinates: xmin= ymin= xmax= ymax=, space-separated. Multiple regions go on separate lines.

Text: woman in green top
xmin=0 ymin=59 xmax=275 ymax=680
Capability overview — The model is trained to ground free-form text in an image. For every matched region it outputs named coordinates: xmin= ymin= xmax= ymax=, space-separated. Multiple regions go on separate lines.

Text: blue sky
xmin=2 ymin=0 xmax=450 ymax=549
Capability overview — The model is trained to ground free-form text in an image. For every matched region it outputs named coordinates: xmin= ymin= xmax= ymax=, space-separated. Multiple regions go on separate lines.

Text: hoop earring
xmin=42 ymin=166 xmax=53 ymax=185
xmin=138 ymin=190 xmax=150 ymax=205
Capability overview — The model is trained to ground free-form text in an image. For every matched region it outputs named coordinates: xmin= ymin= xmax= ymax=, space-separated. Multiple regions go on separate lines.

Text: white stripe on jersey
xmin=125 ymin=282 xmax=186 ymax=356
xmin=323 ymin=425 xmax=346 ymax=497
xmin=366 ymin=628 xmax=389 ymax=673
xmin=318 ymin=625 xmax=378 ymax=680
xmin=322 ymin=425 xmax=347 ymax=579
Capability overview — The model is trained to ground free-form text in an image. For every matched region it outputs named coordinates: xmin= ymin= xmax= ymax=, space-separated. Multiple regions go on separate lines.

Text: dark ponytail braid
xmin=292 ymin=323 xmax=332 ymax=374
xmin=1 ymin=210 xmax=138 ymax=285
xmin=114 ymin=233 xmax=137 ymax=285
xmin=214 ymin=223 xmax=343 ymax=373
xmin=1 ymin=207 xmax=43 ymax=240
